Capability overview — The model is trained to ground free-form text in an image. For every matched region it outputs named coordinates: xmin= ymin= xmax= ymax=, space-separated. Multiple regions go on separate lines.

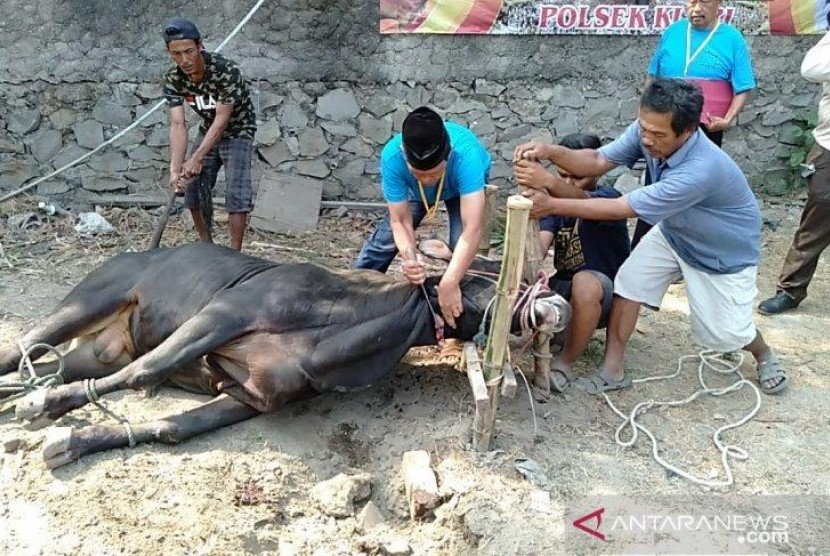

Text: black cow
xmin=0 ymin=243 xmax=569 ymax=468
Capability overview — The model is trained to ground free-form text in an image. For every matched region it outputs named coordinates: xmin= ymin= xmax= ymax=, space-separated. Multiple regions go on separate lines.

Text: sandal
xmin=757 ymin=353 xmax=789 ymax=395
xmin=574 ymin=369 xmax=632 ymax=394
xmin=549 ymin=368 xmax=570 ymax=393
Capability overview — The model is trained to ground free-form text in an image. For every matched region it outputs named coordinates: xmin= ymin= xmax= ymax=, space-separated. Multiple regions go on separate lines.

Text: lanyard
xmin=417 ymin=172 xmax=445 ymax=221
xmin=685 ymin=19 xmax=721 ymax=77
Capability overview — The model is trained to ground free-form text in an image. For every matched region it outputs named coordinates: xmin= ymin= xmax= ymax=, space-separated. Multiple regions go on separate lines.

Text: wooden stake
xmin=524 ymin=217 xmax=552 ymax=396
xmin=516 ymin=181 xmax=551 ymax=396
xmin=474 ymin=195 xmax=532 ymax=451
xmin=500 ymin=363 xmax=517 ymax=399
xmin=463 ymin=342 xmax=491 ymax=438
xmin=478 ymin=184 xmax=499 ymax=256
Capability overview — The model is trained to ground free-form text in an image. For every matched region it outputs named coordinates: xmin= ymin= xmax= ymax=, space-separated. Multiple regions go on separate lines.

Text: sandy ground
xmin=0 ymin=198 xmax=828 ymax=556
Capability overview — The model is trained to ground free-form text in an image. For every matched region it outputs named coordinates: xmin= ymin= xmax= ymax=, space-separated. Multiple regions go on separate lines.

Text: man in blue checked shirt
xmin=515 ymin=78 xmax=788 ymax=397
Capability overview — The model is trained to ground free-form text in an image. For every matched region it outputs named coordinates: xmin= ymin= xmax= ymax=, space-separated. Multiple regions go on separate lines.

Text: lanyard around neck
xmin=685 ymin=19 xmax=721 ymax=77
xmin=417 ymin=172 xmax=445 ymax=221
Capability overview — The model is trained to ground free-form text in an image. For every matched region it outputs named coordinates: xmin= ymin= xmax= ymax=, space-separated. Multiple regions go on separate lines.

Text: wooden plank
xmin=83 ymin=193 xmax=168 ymax=208
xmin=83 ymin=193 xmax=386 ymax=213
xmin=463 ymin=343 xmax=490 ymax=415
xmin=320 ymin=200 xmax=386 ymax=210
xmin=500 ymin=362 xmax=517 ymax=399
xmin=249 ymin=171 xmax=323 ymax=234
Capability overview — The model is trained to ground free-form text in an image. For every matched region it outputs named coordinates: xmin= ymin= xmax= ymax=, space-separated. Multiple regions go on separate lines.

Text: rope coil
xmin=0 ymin=342 xmax=66 ymax=404
xmin=602 ymin=349 xmax=761 ymax=488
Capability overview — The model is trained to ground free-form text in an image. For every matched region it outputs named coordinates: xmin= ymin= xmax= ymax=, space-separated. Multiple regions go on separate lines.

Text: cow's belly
xmin=75 ymin=305 xmax=137 ymax=363
xmin=208 ymin=332 xmax=314 ymax=413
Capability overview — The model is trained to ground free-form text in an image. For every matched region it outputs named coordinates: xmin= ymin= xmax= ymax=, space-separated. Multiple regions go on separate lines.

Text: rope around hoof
xmin=83 ymin=379 xmax=136 ymax=448
xmin=0 ymin=342 xmax=67 ymax=405
xmin=601 ymin=349 xmax=761 ymax=488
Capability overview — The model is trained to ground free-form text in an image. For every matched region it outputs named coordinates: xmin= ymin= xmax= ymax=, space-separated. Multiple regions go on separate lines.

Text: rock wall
xmin=0 ymin=0 xmax=820 ymax=202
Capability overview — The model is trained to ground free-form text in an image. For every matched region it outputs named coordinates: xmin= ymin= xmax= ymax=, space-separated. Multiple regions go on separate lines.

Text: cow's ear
xmin=418 ymin=238 xmax=452 ymax=263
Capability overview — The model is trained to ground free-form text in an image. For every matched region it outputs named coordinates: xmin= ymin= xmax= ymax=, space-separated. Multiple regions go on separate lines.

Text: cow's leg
xmin=41 ymin=395 xmax=259 ymax=469
xmin=16 ymin=305 xmax=248 ymax=423
xmin=0 ymin=339 xmax=133 ymax=401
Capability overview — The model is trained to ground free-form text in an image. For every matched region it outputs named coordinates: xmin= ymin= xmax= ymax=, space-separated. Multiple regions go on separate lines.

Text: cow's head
xmin=419 ymin=239 xmax=571 ymax=342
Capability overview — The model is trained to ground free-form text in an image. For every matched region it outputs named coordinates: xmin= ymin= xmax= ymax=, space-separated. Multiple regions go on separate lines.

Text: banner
xmin=379 ymin=0 xmax=829 ymax=35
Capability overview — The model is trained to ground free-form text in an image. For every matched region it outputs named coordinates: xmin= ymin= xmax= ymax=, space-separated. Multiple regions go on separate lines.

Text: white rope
xmin=83 ymin=379 xmax=136 ymax=448
xmin=0 ymin=0 xmax=269 ymax=204
xmin=602 ymin=349 xmax=761 ymax=488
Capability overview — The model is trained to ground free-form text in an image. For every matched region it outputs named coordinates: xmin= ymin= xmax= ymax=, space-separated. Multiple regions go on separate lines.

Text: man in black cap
xmin=355 ymin=106 xmax=492 ymax=331
xmin=161 ymin=17 xmax=257 ymax=250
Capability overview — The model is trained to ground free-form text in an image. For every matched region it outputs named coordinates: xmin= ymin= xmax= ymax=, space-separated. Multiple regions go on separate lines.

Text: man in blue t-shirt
xmin=648 ymin=0 xmax=755 ymax=145
xmin=355 ymin=106 xmax=491 ymax=330
xmin=515 ymin=133 xmax=631 ymax=392
xmin=514 ymin=79 xmax=789 ymax=396
xmin=635 ymin=0 xmax=756 ymax=249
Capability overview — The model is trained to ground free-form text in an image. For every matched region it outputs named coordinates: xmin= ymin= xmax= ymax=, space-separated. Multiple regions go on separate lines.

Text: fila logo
xmin=572 ymin=507 xmax=606 ymax=540
xmin=187 ymin=95 xmax=217 ymax=111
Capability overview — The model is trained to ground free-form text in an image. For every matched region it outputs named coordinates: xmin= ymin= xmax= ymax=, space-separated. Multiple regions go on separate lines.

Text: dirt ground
xmin=0 ymin=196 xmax=828 ymax=556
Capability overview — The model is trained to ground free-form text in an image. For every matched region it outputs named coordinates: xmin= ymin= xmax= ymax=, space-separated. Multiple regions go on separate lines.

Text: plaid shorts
xmin=184 ymin=134 xmax=253 ymax=213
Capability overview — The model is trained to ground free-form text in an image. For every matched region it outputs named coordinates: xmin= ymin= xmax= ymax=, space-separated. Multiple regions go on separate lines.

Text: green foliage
xmin=783 ymin=110 xmax=818 ymax=187
xmin=489 ymin=213 xmax=507 ymax=252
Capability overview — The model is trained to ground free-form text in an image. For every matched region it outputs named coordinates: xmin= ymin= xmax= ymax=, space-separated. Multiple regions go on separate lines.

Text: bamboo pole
xmin=474 ymin=194 xmax=532 ymax=451
xmin=523 ymin=217 xmax=551 ymax=395
xmin=477 ymin=184 xmax=499 ymax=256
xmin=516 ymin=180 xmax=551 ymax=395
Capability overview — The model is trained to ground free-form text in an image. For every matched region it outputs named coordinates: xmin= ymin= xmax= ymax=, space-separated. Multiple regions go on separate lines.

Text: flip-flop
xmin=549 ymin=368 xmax=570 ymax=393
xmin=574 ymin=369 xmax=632 ymax=395
xmin=438 ymin=338 xmax=463 ymax=368
xmin=757 ymin=353 xmax=789 ymax=395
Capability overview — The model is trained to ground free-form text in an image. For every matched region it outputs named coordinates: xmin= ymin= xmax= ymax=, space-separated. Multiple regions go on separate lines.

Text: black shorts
xmin=550 ymin=270 xmax=614 ymax=329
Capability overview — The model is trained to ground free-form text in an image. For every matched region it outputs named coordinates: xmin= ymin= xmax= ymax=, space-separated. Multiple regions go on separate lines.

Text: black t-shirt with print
xmin=163 ymin=51 xmax=257 ymax=139
xmin=539 ymin=186 xmax=631 ymax=281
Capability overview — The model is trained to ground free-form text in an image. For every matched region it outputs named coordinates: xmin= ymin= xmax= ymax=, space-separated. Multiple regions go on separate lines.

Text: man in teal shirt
xmin=355 ymin=106 xmax=491 ymax=329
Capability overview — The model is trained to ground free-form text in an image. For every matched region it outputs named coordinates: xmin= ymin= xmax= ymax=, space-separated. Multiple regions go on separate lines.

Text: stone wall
xmin=0 ymin=0 xmax=820 ymax=203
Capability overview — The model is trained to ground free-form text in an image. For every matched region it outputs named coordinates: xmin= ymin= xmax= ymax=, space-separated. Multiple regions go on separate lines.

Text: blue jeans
xmin=354 ymin=197 xmax=463 ymax=272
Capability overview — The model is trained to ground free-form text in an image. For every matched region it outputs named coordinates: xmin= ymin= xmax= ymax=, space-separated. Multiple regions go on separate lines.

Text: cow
xmin=0 ymin=242 xmax=570 ymax=469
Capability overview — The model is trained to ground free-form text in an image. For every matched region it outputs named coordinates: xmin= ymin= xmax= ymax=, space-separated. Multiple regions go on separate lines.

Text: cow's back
xmin=127 ymin=244 xmax=278 ymax=352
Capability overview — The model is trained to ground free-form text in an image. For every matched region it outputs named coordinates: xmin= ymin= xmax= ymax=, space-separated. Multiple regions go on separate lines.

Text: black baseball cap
xmin=162 ymin=17 xmax=201 ymax=43
xmin=402 ymin=106 xmax=451 ymax=171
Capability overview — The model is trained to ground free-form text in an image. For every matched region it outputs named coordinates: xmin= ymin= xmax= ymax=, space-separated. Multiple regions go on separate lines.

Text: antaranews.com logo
xmin=564 ymin=496 xmax=826 ymax=555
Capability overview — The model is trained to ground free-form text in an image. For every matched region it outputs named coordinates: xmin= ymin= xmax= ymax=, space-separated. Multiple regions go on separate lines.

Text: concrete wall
xmin=0 ymin=0 xmax=819 ymax=202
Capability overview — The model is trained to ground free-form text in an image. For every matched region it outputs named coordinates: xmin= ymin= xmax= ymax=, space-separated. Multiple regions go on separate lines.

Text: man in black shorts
xmin=162 ymin=17 xmax=257 ymax=250
xmin=515 ymin=133 xmax=631 ymax=391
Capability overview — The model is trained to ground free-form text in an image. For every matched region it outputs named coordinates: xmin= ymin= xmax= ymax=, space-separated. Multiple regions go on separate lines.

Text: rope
xmin=513 ymin=365 xmax=539 ymax=439
xmin=0 ymin=0 xmax=269 ymax=205
xmin=0 ymin=342 xmax=66 ymax=404
xmin=83 ymin=379 xmax=136 ymax=448
xmin=601 ymin=349 xmax=761 ymax=488
xmin=1 ymin=342 xmax=137 ymax=447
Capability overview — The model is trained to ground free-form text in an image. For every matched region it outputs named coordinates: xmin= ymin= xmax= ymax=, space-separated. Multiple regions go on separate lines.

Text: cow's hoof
xmin=16 ymin=389 xmax=48 ymax=424
xmin=43 ymin=427 xmax=78 ymax=469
